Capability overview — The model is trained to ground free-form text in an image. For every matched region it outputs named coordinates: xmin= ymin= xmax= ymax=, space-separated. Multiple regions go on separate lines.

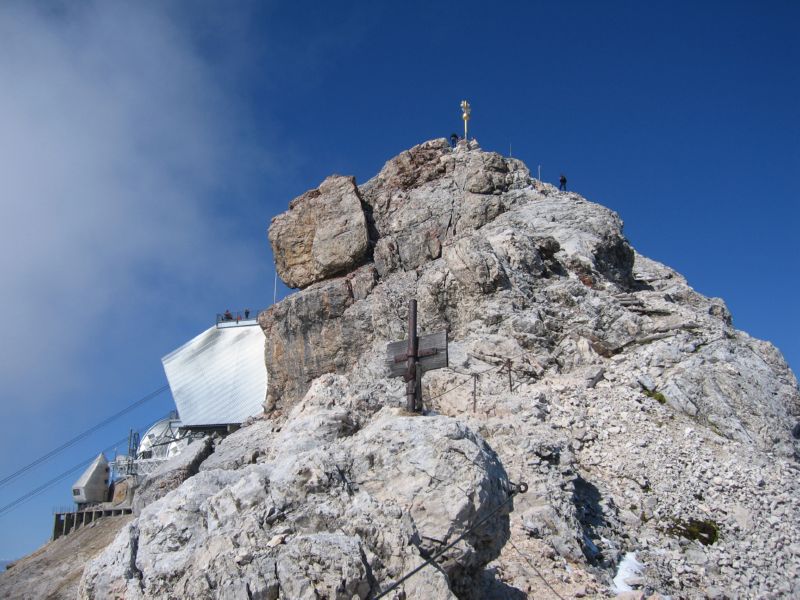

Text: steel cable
xmin=0 ymin=412 xmax=172 ymax=519
xmin=0 ymin=435 xmax=128 ymax=518
xmin=0 ymin=384 xmax=169 ymax=489
xmin=373 ymin=482 xmax=527 ymax=599
xmin=507 ymin=537 xmax=567 ymax=600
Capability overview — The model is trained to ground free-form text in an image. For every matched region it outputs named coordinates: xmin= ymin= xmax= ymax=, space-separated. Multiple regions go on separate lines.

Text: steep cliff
xmin=258 ymin=139 xmax=800 ymax=597
xmin=45 ymin=138 xmax=800 ymax=598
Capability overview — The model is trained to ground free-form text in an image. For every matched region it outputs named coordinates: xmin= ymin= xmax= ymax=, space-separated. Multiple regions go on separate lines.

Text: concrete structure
xmin=71 ymin=453 xmax=109 ymax=505
xmin=52 ymin=506 xmax=131 ymax=541
xmin=56 ymin=460 xmax=135 ymax=541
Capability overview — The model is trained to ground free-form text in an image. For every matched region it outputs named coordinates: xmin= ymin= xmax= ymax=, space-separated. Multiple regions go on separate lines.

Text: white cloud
xmin=0 ymin=2 xmax=261 ymax=409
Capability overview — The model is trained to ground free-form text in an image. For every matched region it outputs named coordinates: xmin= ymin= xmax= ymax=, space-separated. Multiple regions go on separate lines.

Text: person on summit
xmin=244 ymin=308 xmax=251 ymax=319
xmin=559 ymin=174 xmax=567 ymax=191
xmin=223 ymin=309 xmax=233 ymax=321
xmin=450 ymin=133 xmax=459 ymax=148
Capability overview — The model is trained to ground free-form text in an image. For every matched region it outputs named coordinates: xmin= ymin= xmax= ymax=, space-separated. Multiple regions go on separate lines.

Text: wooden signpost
xmin=385 ymin=299 xmax=448 ymax=412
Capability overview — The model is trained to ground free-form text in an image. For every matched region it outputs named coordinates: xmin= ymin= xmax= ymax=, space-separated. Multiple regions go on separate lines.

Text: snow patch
xmin=612 ymin=551 xmax=644 ymax=593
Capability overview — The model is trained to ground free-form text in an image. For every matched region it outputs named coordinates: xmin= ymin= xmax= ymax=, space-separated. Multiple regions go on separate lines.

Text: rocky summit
xmin=5 ymin=138 xmax=799 ymax=599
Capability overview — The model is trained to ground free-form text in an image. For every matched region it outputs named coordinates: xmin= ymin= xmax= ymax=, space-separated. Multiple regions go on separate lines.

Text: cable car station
xmin=52 ymin=308 xmax=268 ymax=539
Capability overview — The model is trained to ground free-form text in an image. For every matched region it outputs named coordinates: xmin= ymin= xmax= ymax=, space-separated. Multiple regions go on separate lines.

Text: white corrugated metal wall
xmin=162 ymin=325 xmax=267 ymax=426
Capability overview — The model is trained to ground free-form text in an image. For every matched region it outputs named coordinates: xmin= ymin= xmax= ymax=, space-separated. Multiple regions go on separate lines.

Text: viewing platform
xmin=215 ymin=308 xmax=263 ymax=329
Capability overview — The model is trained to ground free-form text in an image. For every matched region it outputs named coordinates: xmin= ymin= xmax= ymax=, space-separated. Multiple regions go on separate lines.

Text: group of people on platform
xmin=221 ymin=308 xmax=251 ymax=323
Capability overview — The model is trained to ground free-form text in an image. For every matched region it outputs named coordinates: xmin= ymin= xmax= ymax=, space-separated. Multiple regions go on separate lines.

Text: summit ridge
xmin=3 ymin=139 xmax=798 ymax=599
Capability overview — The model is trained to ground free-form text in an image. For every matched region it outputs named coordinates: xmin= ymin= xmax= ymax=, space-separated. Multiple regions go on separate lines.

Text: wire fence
xmin=422 ymin=348 xmax=538 ymax=412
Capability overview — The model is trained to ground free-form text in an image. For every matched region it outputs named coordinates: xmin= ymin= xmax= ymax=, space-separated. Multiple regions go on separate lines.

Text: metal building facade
xmin=162 ymin=325 xmax=267 ymax=427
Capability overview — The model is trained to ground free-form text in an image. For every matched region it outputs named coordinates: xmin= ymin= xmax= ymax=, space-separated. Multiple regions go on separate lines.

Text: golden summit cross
xmin=460 ymin=99 xmax=471 ymax=140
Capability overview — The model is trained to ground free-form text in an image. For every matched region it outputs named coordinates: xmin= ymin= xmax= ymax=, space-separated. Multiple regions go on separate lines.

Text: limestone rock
xmin=269 ymin=175 xmax=369 ymax=289
xmin=80 ymin=379 xmax=511 ymax=599
xmin=69 ymin=139 xmax=800 ymax=599
xmin=198 ymin=417 xmax=275 ymax=472
xmin=359 ymin=138 xmax=532 ymax=275
xmin=260 ymin=140 xmax=638 ymax=412
xmin=0 ymin=516 xmax=133 ymax=600
xmin=132 ymin=437 xmax=213 ymax=514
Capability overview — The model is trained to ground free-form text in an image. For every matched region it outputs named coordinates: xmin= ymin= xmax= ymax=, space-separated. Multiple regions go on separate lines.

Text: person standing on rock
xmin=450 ymin=133 xmax=459 ymax=148
xmin=559 ymin=174 xmax=567 ymax=191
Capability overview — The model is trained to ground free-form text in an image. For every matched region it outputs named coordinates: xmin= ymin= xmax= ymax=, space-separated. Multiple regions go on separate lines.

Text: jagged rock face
xmin=269 ymin=175 xmax=369 ymax=288
xmin=79 ymin=377 xmax=511 ymax=599
xmin=254 ymin=139 xmax=800 ymax=597
xmin=362 ymin=139 xmax=535 ymax=275
xmin=131 ymin=437 xmax=213 ymax=514
xmin=260 ymin=139 xmax=634 ymax=409
xmin=75 ymin=139 xmax=800 ymax=599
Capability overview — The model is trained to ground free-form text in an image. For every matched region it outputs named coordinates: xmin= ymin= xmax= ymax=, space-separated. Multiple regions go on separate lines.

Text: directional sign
xmin=385 ymin=331 xmax=448 ymax=378
xmin=384 ymin=299 xmax=450 ymax=413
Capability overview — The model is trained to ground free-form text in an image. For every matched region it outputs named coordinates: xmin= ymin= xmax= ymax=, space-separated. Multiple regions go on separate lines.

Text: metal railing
xmin=215 ymin=308 xmax=263 ymax=328
xmin=109 ymin=455 xmax=172 ymax=478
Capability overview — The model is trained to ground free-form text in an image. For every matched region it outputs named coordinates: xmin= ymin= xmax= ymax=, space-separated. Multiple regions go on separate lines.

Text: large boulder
xmin=269 ymin=175 xmax=369 ymax=289
xmin=132 ymin=437 xmax=213 ymax=514
xmin=79 ymin=377 xmax=513 ymax=599
xmin=362 ymin=138 xmax=533 ymax=276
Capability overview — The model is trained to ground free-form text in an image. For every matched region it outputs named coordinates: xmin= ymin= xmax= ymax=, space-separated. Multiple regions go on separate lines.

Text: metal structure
xmin=216 ymin=307 xmax=261 ymax=329
xmin=58 ymin=419 xmax=192 ymax=541
xmin=71 ymin=453 xmax=110 ymax=504
xmin=137 ymin=417 xmax=186 ymax=459
xmin=385 ymin=299 xmax=448 ymax=412
xmin=461 ymin=99 xmax=471 ymax=140
xmin=108 ymin=417 xmax=191 ymax=479
xmin=162 ymin=324 xmax=267 ymax=428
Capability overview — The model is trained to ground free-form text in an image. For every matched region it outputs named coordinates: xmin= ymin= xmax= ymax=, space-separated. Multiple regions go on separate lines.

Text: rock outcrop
xmin=69 ymin=138 xmax=800 ymax=599
xmin=269 ymin=175 xmax=369 ymax=288
xmin=255 ymin=139 xmax=799 ymax=597
xmin=131 ymin=437 xmax=213 ymax=514
xmin=260 ymin=139 xmax=633 ymax=411
xmin=79 ymin=377 xmax=511 ymax=599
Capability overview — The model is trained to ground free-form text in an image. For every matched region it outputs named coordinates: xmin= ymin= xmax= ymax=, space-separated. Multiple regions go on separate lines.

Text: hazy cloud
xmin=0 ymin=2 xmax=261 ymax=409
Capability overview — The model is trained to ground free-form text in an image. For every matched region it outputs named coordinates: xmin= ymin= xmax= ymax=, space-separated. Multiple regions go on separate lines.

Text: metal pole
xmin=506 ymin=359 xmax=512 ymax=392
xmin=406 ymin=299 xmax=418 ymax=412
xmin=538 ymin=165 xmax=541 ymax=181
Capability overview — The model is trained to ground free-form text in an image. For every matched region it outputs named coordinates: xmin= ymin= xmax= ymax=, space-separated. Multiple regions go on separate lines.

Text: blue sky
xmin=0 ymin=0 xmax=797 ymax=559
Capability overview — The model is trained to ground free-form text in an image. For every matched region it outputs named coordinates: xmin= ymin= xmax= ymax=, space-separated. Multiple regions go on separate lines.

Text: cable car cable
xmin=0 ymin=384 xmax=169 ymax=490
xmin=0 ymin=411 xmax=172 ymax=519
xmin=0 ymin=434 xmax=129 ymax=518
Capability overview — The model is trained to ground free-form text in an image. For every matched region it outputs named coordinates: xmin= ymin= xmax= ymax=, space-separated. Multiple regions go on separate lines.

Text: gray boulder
xmin=79 ymin=376 xmax=512 ymax=599
xmin=132 ymin=437 xmax=213 ymax=514
xmin=269 ymin=175 xmax=369 ymax=289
